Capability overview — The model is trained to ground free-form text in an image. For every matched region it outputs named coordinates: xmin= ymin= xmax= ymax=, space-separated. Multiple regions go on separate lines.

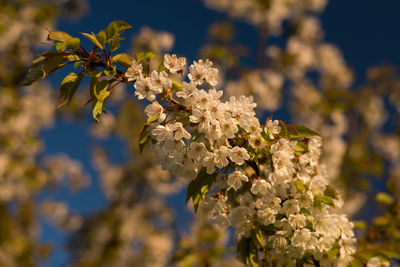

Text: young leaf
xmin=23 ymin=64 xmax=45 ymax=86
xmin=350 ymin=258 xmax=364 ymax=267
xmin=260 ymin=129 xmax=271 ymax=143
xmin=81 ymin=32 xmax=103 ymax=50
xmin=56 ymin=42 xmax=66 ymax=52
xmin=42 ymin=55 xmax=65 ymax=77
xmin=136 ymin=52 xmax=156 ymax=63
xmin=324 ymin=185 xmax=338 ymax=200
xmin=287 ymin=125 xmax=319 ymax=139
xmin=48 ymin=30 xmax=73 ymax=42
xmin=104 ymin=20 xmax=132 ymax=41
xmin=138 ymin=126 xmax=151 ymax=154
xmin=249 ymin=242 xmax=259 ymax=267
xmin=376 ymin=192 xmax=394 ymax=205
xmin=278 ymin=120 xmax=289 ymax=139
xmin=23 ymin=55 xmax=65 ymax=85
xmin=171 ymin=78 xmax=183 ymax=91
xmin=110 ymin=35 xmax=124 ymax=52
xmin=146 ymin=115 xmax=159 ymax=125
xmin=186 ymin=168 xmax=216 ymax=213
xmin=90 ymin=77 xmax=111 ymax=123
xmin=237 ymin=237 xmax=251 ymax=266
xmin=95 ymin=31 xmax=106 ymax=47
xmin=112 ymin=53 xmax=133 ymax=68
xmin=295 ymin=180 xmax=306 ymax=191
xmin=157 ymin=60 xmax=168 ymax=72
xmin=58 ymin=72 xmax=83 ymax=108
xmin=318 ymin=195 xmax=335 ymax=207
xmin=251 ymin=227 xmax=265 ymax=249
xmin=64 ymin=38 xmax=81 ymax=50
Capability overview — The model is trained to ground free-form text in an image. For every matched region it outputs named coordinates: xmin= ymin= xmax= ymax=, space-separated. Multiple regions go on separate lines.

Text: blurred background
xmin=1 ymin=0 xmax=400 ymax=266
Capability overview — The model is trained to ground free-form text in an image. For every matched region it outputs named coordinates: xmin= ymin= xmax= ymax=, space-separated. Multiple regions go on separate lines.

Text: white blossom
xmin=227 ymin=170 xmax=248 ymax=190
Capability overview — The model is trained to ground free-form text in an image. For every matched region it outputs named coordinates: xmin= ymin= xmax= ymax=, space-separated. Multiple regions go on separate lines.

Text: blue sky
xmin=39 ymin=0 xmax=400 ymax=265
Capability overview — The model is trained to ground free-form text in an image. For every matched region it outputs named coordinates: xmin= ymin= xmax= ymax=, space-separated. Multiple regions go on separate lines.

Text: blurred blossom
xmin=203 ymin=0 xmax=327 ymax=34
xmin=132 ymin=26 xmax=174 ymax=54
xmin=226 ymin=70 xmax=283 ymax=111
xmin=40 ymin=201 xmax=82 ymax=231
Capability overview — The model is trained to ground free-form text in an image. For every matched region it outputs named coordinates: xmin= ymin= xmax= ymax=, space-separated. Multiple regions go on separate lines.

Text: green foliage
xmin=236 ymin=237 xmax=260 ymax=267
xmin=47 ymin=30 xmax=73 ymax=42
xmin=324 ymin=185 xmax=338 ymax=200
xmin=295 ymin=180 xmax=306 ymax=191
xmin=48 ymin=30 xmax=80 ymax=51
xmin=287 ymin=125 xmax=319 ymax=139
xmin=81 ymin=32 xmax=104 ymax=49
xmin=376 ymin=192 xmax=394 ymax=205
xmin=138 ymin=126 xmax=151 ymax=154
xmin=24 ymin=20 xmax=134 ymax=123
xmin=112 ymin=53 xmax=133 ymax=68
xmin=251 ymin=227 xmax=264 ymax=250
xmin=23 ymin=55 xmax=65 ymax=86
xmin=314 ymin=194 xmax=335 ymax=209
xmin=186 ymin=168 xmax=216 ymax=213
xmin=136 ymin=51 xmax=156 ymax=63
xmin=58 ymin=72 xmax=83 ymax=108
xmin=237 ymin=237 xmax=251 ymax=266
xmin=157 ymin=60 xmax=168 ymax=72
xmin=104 ymin=20 xmax=132 ymax=41
xmin=90 ymin=77 xmax=111 ymax=123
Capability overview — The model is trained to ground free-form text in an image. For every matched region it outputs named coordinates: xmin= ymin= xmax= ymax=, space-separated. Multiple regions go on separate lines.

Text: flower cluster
xmin=126 ymin=54 xmax=356 ymax=265
xmin=203 ymin=0 xmax=327 ymax=34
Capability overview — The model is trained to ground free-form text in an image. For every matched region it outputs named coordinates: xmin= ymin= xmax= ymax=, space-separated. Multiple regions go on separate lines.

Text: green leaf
xmin=104 ymin=66 xmax=117 ymax=77
xmin=314 ymin=195 xmax=335 ymax=209
xmin=324 ymin=185 xmax=338 ymax=200
xmin=350 ymin=258 xmax=364 ymax=267
xmin=249 ymin=242 xmax=259 ymax=267
xmin=287 ymin=125 xmax=319 ymax=139
xmin=373 ymin=216 xmax=389 ymax=227
xmin=90 ymin=78 xmax=111 ymax=123
xmin=95 ymin=31 xmax=106 ymax=47
xmin=295 ymin=180 xmax=306 ymax=191
xmin=58 ymin=72 xmax=83 ymax=108
xmin=136 ymin=51 xmax=156 ymax=63
xmin=56 ymin=42 xmax=66 ymax=51
xmin=112 ymin=53 xmax=133 ymax=68
xmin=320 ymin=195 xmax=335 ymax=207
xmin=41 ymin=55 xmax=65 ymax=77
xmin=110 ymin=35 xmax=124 ymax=52
xmin=186 ymin=168 xmax=216 ymax=213
xmin=293 ymin=141 xmax=307 ymax=156
xmin=327 ymin=247 xmax=339 ymax=259
xmin=353 ymin=221 xmax=367 ymax=229
xmin=376 ymin=192 xmax=394 ymax=205
xmin=278 ymin=120 xmax=289 ymax=139
xmin=104 ymin=20 xmax=132 ymax=40
xmin=23 ymin=64 xmax=45 ymax=86
xmin=157 ymin=60 xmax=168 ymax=72
xmin=64 ymin=37 xmax=80 ymax=50
xmin=260 ymin=129 xmax=271 ymax=143
xmin=66 ymin=55 xmax=80 ymax=62
xmin=251 ymin=227 xmax=264 ymax=249
xmin=171 ymin=78 xmax=183 ymax=91
xmin=146 ymin=115 xmax=159 ymax=125
xmin=138 ymin=126 xmax=151 ymax=154
xmin=81 ymin=32 xmax=103 ymax=49
xmin=237 ymin=238 xmax=251 ymax=266
xmin=39 ymin=51 xmax=70 ymax=58
xmin=23 ymin=55 xmax=64 ymax=85
xmin=48 ymin=30 xmax=73 ymax=42
xmin=382 ymin=250 xmax=400 ymax=259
